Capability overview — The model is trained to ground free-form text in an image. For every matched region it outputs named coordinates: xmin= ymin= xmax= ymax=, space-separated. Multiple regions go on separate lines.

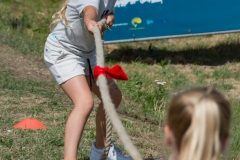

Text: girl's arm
xmin=83 ymin=6 xmax=101 ymax=34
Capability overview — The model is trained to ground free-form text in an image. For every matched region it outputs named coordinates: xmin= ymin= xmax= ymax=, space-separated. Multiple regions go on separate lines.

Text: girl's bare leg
xmin=88 ymin=76 xmax=122 ymax=149
xmin=61 ymin=75 xmax=94 ymax=160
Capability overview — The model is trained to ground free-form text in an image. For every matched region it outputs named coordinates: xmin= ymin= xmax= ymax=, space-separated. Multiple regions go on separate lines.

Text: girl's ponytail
xmin=50 ymin=0 xmax=71 ymax=31
xmin=167 ymin=86 xmax=231 ymax=160
xmin=179 ymin=98 xmax=220 ymax=160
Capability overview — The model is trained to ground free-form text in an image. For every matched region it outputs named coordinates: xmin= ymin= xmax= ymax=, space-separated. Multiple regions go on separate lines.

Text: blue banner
xmin=104 ymin=0 xmax=240 ymax=43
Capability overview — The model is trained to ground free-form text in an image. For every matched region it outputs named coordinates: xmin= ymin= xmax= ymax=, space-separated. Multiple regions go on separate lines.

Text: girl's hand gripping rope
xmin=85 ymin=14 xmax=113 ymax=34
xmin=85 ymin=19 xmax=102 ymax=34
xmin=102 ymin=14 xmax=115 ymax=31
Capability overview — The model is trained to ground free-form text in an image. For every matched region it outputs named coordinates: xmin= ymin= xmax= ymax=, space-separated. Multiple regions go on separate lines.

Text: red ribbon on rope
xmin=94 ymin=65 xmax=129 ymax=80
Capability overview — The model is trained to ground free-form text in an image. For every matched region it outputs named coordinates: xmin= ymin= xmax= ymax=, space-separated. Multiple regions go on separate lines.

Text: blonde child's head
xmin=165 ymin=86 xmax=231 ymax=160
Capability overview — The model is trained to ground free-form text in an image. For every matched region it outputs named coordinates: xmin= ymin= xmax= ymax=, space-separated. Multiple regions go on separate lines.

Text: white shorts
xmin=44 ymin=34 xmax=96 ymax=84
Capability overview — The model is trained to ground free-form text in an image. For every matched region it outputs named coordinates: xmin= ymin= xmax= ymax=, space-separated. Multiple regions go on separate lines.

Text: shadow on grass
xmin=105 ymin=41 xmax=240 ymax=66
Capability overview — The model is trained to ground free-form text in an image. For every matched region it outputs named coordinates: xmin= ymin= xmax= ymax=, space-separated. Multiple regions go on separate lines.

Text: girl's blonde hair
xmin=50 ymin=0 xmax=71 ymax=31
xmin=167 ymin=86 xmax=231 ymax=160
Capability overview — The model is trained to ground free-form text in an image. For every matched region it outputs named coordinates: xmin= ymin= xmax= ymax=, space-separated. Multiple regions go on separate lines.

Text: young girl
xmin=164 ymin=86 xmax=231 ymax=160
xmin=44 ymin=0 xmax=132 ymax=160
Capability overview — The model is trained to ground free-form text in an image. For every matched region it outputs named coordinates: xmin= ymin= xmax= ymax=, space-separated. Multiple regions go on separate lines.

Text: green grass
xmin=1 ymin=0 xmax=240 ymax=159
xmin=0 ymin=67 xmax=93 ymax=159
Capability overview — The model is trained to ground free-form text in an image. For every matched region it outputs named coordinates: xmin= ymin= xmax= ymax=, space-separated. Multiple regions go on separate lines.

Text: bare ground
xmin=0 ymin=44 xmax=52 ymax=81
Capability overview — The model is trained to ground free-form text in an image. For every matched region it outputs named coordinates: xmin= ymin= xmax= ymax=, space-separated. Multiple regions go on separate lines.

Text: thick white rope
xmin=93 ymin=20 xmax=143 ymax=160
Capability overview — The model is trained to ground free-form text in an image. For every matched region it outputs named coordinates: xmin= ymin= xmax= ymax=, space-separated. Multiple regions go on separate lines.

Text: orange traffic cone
xmin=13 ymin=118 xmax=47 ymax=130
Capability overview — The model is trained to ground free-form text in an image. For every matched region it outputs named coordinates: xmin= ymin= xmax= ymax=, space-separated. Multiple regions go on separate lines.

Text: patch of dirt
xmin=174 ymin=63 xmax=240 ymax=99
xmin=0 ymin=44 xmax=52 ymax=81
